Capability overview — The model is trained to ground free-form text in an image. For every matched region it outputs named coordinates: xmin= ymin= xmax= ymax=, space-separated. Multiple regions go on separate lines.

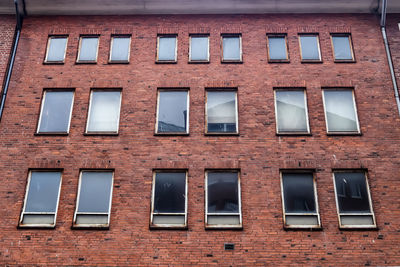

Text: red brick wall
xmin=1 ymin=14 xmax=400 ymax=265
xmin=0 ymin=15 xmax=15 ymax=91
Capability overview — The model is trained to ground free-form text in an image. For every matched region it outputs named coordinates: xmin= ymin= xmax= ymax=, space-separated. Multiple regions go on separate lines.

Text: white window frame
xmin=298 ymin=34 xmax=322 ymax=62
xmin=76 ymin=35 xmax=100 ymax=63
xmin=156 ymin=35 xmax=178 ymax=63
xmin=108 ymin=35 xmax=131 ymax=63
xmin=44 ymin=36 xmax=68 ymax=63
xmin=330 ymin=33 xmax=355 ymax=62
xmin=189 ymin=34 xmax=210 ymax=63
xmin=221 ymin=34 xmax=242 ymax=63
xmin=266 ymin=34 xmax=289 ymax=62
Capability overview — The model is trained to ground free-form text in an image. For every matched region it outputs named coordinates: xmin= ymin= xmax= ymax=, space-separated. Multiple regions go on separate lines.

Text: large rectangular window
xmin=37 ymin=90 xmax=74 ymax=134
xmin=333 ymin=171 xmax=376 ymax=228
xmin=189 ymin=35 xmax=209 ymax=62
xmin=205 ymin=171 xmax=242 ymax=228
xmin=221 ymin=34 xmax=242 ymax=62
xmin=86 ymin=89 xmax=122 ymax=134
xmin=44 ymin=36 xmax=68 ymax=63
xmin=322 ymin=89 xmax=360 ymax=134
xmin=73 ymin=171 xmax=114 ymax=228
xmin=77 ymin=36 xmax=99 ymax=63
xmin=151 ymin=171 xmax=188 ymax=228
xmin=206 ymin=90 xmax=238 ymax=134
xmin=19 ymin=171 xmax=62 ymax=228
xmin=267 ymin=35 xmax=289 ymax=62
xmin=109 ymin=36 xmax=131 ymax=63
xmin=331 ymin=34 xmax=354 ymax=62
xmin=280 ymin=172 xmax=320 ymax=228
xmin=156 ymin=89 xmax=189 ymax=134
xmin=299 ymin=34 xmax=321 ymax=62
xmin=157 ymin=35 xmax=177 ymax=62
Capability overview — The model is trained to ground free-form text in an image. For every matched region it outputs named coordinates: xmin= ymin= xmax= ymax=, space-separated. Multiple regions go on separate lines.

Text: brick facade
xmin=1 ymin=14 xmax=400 ymax=265
xmin=0 ymin=15 xmax=15 ymax=94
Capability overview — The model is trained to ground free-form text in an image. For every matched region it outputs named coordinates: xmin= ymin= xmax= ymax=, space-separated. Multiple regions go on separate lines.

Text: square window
xmin=299 ymin=34 xmax=321 ymax=61
xmin=86 ymin=90 xmax=122 ymax=134
xmin=77 ymin=36 xmax=99 ymax=63
xmin=19 ymin=171 xmax=62 ymax=228
xmin=333 ymin=171 xmax=376 ymax=228
xmin=73 ymin=171 xmax=114 ymax=228
xmin=267 ymin=35 xmax=288 ymax=62
xmin=206 ymin=90 xmax=238 ymax=134
xmin=274 ymin=89 xmax=310 ymax=134
xmin=280 ymin=172 xmax=321 ymax=229
xmin=109 ymin=36 xmax=131 ymax=63
xmin=157 ymin=35 xmax=177 ymax=62
xmin=156 ymin=90 xmax=189 ymax=134
xmin=151 ymin=171 xmax=188 ymax=228
xmin=205 ymin=171 xmax=242 ymax=228
xmin=189 ymin=35 xmax=209 ymax=62
xmin=221 ymin=35 xmax=242 ymax=62
xmin=331 ymin=34 xmax=354 ymax=61
xmin=37 ymin=90 xmax=74 ymax=134
xmin=44 ymin=36 xmax=68 ymax=63
xmin=322 ymin=89 xmax=360 ymax=134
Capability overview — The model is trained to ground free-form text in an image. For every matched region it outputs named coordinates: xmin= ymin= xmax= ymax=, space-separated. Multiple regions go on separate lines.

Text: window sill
xmin=84 ymin=132 xmax=119 ymax=136
xmin=338 ymin=226 xmax=378 ymax=231
xmin=283 ymin=225 xmax=322 ymax=231
xmin=301 ymin=60 xmax=323 ymax=64
xmin=155 ymin=60 xmax=177 ymax=64
xmin=221 ymin=60 xmax=243 ymax=64
xmin=327 ymin=132 xmax=362 ymax=136
xmin=34 ymin=132 xmax=69 ymax=136
xmin=205 ymin=132 xmax=240 ymax=136
xmin=18 ymin=224 xmax=56 ymax=229
xmin=276 ymin=132 xmax=312 ymax=136
xmin=154 ymin=132 xmax=189 ymax=136
xmin=188 ymin=60 xmax=210 ymax=64
xmin=43 ymin=61 xmax=65 ymax=65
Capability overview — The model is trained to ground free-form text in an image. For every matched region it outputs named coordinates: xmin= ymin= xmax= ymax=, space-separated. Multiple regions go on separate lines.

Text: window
xmin=206 ymin=89 xmax=238 ymax=134
xmin=156 ymin=89 xmax=189 ymax=134
xmin=73 ymin=171 xmax=114 ymax=228
xmin=37 ymin=90 xmax=74 ymax=134
xmin=156 ymin=35 xmax=177 ymax=62
xmin=77 ymin=36 xmax=99 ymax=63
xmin=205 ymin=171 xmax=241 ymax=228
xmin=150 ymin=171 xmax=188 ymax=228
xmin=322 ymin=89 xmax=360 ymax=134
xmin=274 ymin=89 xmax=310 ymax=134
xmin=44 ymin=36 xmax=68 ymax=63
xmin=280 ymin=172 xmax=321 ymax=228
xmin=109 ymin=36 xmax=131 ymax=63
xmin=19 ymin=171 xmax=62 ymax=228
xmin=86 ymin=90 xmax=122 ymax=134
xmin=331 ymin=34 xmax=354 ymax=62
xmin=299 ymin=34 xmax=321 ymax=62
xmin=189 ymin=35 xmax=209 ymax=62
xmin=333 ymin=171 xmax=376 ymax=228
xmin=267 ymin=35 xmax=289 ymax=62
xmin=221 ymin=34 xmax=242 ymax=62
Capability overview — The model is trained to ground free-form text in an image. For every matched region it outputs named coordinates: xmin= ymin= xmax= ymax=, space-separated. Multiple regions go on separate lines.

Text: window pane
xmin=87 ymin=91 xmax=121 ymax=132
xmin=268 ymin=37 xmax=287 ymax=60
xmin=77 ymin=172 xmax=113 ymax=213
xmin=157 ymin=91 xmax=188 ymax=133
xmin=78 ymin=37 xmax=99 ymax=61
xmin=223 ymin=36 xmax=240 ymax=61
xmin=334 ymin=172 xmax=371 ymax=213
xmin=190 ymin=36 xmax=208 ymax=61
xmin=111 ymin=37 xmax=130 ymax=61
xmin=158 ymin=37 xmax=176 ymax=61
xmin=324 ymin=90 xmax=358 ymax=132
xmin=154 ymin=172 xmax=186 ymax=213
xmin=25 ymin=172 xmax=61 ymax=213
xmin=207 ymin=91 xmax=237 ymax=133
xmin=47 ymin=37 xmax=67 ymax=62
xmin=300 ymin=36 xmax=320 ymax=60
xmin=276 ymin=90 xmax=308 ymax=132
xmin=282 ymin=173 xmax=316 ymax=213
xmin=207 ymin=172 xmax=239 ymax=213
xmin=332 ymin=36 xmax=353 ymax=60
xmin=38 ymin=91 xmax=74 ymax=133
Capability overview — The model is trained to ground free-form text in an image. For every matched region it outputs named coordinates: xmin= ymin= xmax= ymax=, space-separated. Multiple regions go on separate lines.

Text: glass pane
xmin=25 ymin=172 xmax=61 ymax=212
xmin=87 ymin=91 xmax=121 ymax=132
xmin=158 ymin=37 xmax=176 ymax=61
xmin=324 ymin=90 xmax=358 ymax=132
xmin=190 ymin=36 xmax=208 ymax=61
xmin=300 ymin=36 xmax=320 ymax=60
xmin=335 ymin=172 xmax=371 ymax=213
xmin=268 ymin=37 xmax=287 ymax=60
xmin=47 ymin=38 xmax=67 ymax=62
xmin=111 ymin=37 xmax=130 ymax=61
xmin=77 ymin=172 xmax=113 ymax=213
xmin=207 ymin=172 xmax=239 ymax=213
xmin=157 ymin=91 xmax=188 ymax=133
xmin=154 ymin=172 xmax=186 ymax=213
xmin=332 ymin=36 xmax=352 ymax=60
xmin=282 ymin=173 xmax=316 ymax=213
xmin=276 ymin=90 xmax=308 ymax=132
xmin=223 ymin=37 xmax=240 ymax=61
xmin=207 ymin=91 xmax=237 ymax=133
xmin=78 ymin=37 xmax=99 ymax=61
xmin=38 ymin=91 xmax=73 ymax=133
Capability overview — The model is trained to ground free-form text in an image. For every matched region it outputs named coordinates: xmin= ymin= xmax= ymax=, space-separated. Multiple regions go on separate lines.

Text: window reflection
xmin=207 ymin=172 xmax=239 ymax=213
xmin=207 ymin=91 xmax=237 ymax=133
xmin=157 ymin=91 xmax=188 ymax=133
xmin=275 ymin=90 xmax=308 ymax=132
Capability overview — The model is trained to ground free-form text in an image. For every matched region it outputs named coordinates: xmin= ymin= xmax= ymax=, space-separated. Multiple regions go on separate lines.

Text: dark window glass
xmin=282 ymin=173 xmax=316 ymax=213
xmin=154 ymin=172 xmax=186 ymax=213
xmin=300 ymin=35 xmax=320 ymax=60
xmin=157 ymin=91 xmax=188 ymax=133
xmin=110 ymin=37 xmax=130 ymax=61
xmin=78 ymin=37 xmax=99 ymax=62
xmin=268 ymin=36 xmax=287 ymax=60
xmin=190 ymin=36 xmax=209 ymax=61
xmin=276 ymin=90 xmax=308 ymax=132
xmin=158 ymin=36 xmax=176 ymax=61
xmin=334 ymin=172 xmax=371 ymax=213
xmin=222 ymin=36 xmax=241 ymax=61
xmin=323 ymin=90 xmax=358 ymax=132
xmin=332 ymin=35 xmax=353 ymax=60
xmin=25 ymin=172 xmax=61 ymax=212
xmin=207 ymin=172 xmax=239 ymax=213
xmin=46 ymin=37 xmax=67 ymax=62
xmin=207 ymin=91 xmax=237 ymax=133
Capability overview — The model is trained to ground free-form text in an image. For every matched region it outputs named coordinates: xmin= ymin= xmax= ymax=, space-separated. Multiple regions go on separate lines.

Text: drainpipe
xmin=0 ymin=0 xmax=23 ymax=123
xmin=381 ymin=0 xmax=400 ymax=116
